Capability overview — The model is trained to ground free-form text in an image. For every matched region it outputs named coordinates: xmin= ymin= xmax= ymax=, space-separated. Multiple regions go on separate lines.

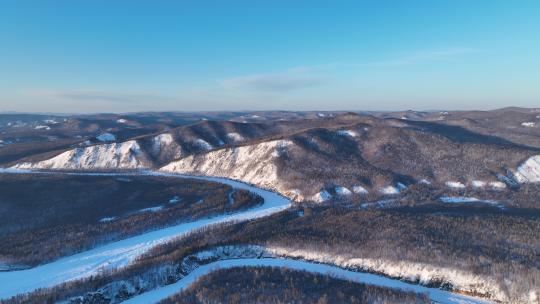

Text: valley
xmin=0 ymin=108 xmax=539 ymax=303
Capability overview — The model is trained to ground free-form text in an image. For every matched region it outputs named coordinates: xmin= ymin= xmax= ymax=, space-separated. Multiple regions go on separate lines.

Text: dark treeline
xmin=161 ymin=266 xmax=430 ymax=304
xmin=0 ymin=174 xmax=262 ymax=266
xmin=8 ymin=203 xmax=538 ymax=303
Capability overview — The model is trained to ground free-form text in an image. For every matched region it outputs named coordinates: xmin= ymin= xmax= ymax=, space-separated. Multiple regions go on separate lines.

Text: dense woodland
xmin=0 ymin=174 xmax=261 ymax=266
xmin=161 ymin=267 xmax=430 ymax=304
xmin=7 ymin=202 xmax=538 ymax=303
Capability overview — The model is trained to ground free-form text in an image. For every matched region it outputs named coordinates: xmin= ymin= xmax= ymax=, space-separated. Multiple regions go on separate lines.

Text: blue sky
xmin=1 ymin=0 xmax=539 ymax=113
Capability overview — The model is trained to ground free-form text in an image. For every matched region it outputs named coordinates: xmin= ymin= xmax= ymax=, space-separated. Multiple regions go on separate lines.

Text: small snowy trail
xmin=123 ymin=258 xmax=492 ymax=304
xmin=0 ymin=170 xmax=291 ymax=300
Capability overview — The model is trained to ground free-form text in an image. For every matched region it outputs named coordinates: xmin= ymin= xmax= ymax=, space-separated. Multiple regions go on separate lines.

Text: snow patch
xmin=226 ymin=132 xmax=244 ymax=142
xmin=379 ymin=186 xmax=400 ymax=195
xmin=488 ymin=181 xmax=506 ymax=190
xmin=337 ymin=130 xmax=358 ymax=137
xmin=335 ymin=186 xmax=352 ymax=196
xmin=99 ymin=217 xmax=117 ymax=223
xmin=445 ymin=181 xmax=466 ymax=189
xmin=352 ymin=185 xmax=368 ymax=194
xmin=513 ymin=155 xmax=540 ymax=183
xmin=139 ymin=206 xmax=164 ymax=213
xmin=312 ymin=190 xmax=332 ymax=203
xmin=471 ymin=180 xmax=486 ymax=188
xmin=96 ymin=133 xmax=116 ymax=142
xmin=116 ymin=119 xmax=127 ymax=124
xmin=194 ymin=139 xmax=213 ymax=151
xmin=34 ymin=125 xmax=50 ymax=130
xmin=521 ymin=122 xmax=535 ymax=127
xmin=152 ymin=133 xmax=174 ymax=155
xmin=168 ymin=196 xmax=181 ymax=204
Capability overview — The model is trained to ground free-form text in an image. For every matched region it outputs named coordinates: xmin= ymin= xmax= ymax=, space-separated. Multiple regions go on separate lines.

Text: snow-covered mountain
xmin=8 ymin=113 xmax=540 ymax=202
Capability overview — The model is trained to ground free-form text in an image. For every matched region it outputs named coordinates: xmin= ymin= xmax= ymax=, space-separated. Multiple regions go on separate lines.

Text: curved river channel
xmin=0 ymin=170 xmax=491 ymax=304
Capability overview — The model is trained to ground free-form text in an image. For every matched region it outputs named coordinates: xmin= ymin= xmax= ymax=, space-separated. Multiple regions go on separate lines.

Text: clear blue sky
xmin=1 ymin=0 xmax=539 ymax=113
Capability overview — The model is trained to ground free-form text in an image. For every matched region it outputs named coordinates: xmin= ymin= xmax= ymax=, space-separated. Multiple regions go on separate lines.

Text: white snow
xmin=335 ymin=186 xmax=352 ymax=196
xmin=96 ymin=133 xmax=116 ymax=142
xmin=471 ymin=180 xmax=507 ymax=190
xmin=124 ymin=257 xmax=491 ymax=304
xmin=471 ymin=180 xmax=486 ymax=188
xmin=43 ymin=119 xmax=59 ymax=124
xmin=439 ymin=196 xmax=502 ymax=207
xmin=34 ymin=125 xmax=50 ymax=130
xmin=123 ymin=245 xmax=493 ymax=304
xmin=226 ymin=132 xmax=244 ymax=142
xmin=0 ymin=171 xmax=291 ymax=300
xmin=352 ymin=185 xmax=369 ymax=194
xmin=151 ymin=133 xmax=174 ymax=155
xmin=513 ymin=155 xmax=540 ymax=183
xmin=168 ymin=196 xmax=181 ymax=204
xmin=161 ymin=140 xmax=293 ymax=198
xmin=445 ymin=181 xmax=466 ymax=189
xmin=312 ymin=190 xmax=332 ymax=203
xmin=266 ymin=247 xmax=501 ymax=304
xmin=488 ymin=181 xmax=507 ymax=190
xmin=116 ymin=119 xmax=128 ymax=124
xmin=521 ymin=122 xmax=535 ymax=127
xmin=419 ymin=179 xmax=431 ymax=185
xmin=13 ymin=140 xmax=149 ymax=170
xmin=99 ymin=217 xmax=117 ymax=223
xmin=379 ymin=186 xmax=400 ymax=195
xmin=139 ymin=206 xmax=164 ymax=213
xmin=440 ymin=196 xmax=481 ymax=203
xmin=337 ymin=130 xmax=358 ymax=137
xmin=194 ymin=139 xmax=213 ymax=151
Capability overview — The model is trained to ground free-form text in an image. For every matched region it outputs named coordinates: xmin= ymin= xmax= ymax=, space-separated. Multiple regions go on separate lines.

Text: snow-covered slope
xmin=266 ymin=246 xmax=525 ymax=303
xmin=513 ymin=155 xmax=540 ymax=183
xmin=13 ymin=140 xmax=151 ymax=170
xmin=160 ymin=139 xmax=297 ymax=199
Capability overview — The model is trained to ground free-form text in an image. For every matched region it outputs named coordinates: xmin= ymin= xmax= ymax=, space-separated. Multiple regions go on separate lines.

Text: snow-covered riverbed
xmin=0 ymin=170 xmax=492 ymax=304
xmin=0 ymin=170 xmax=291 ymax=299
xmin=124 ymin=258 xmax=492 ymax=304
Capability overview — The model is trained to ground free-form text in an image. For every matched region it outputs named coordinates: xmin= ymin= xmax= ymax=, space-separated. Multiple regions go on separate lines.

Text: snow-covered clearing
xmin=312 ymin=190 xmax=332 ymax=203
xmin=445 ymin=181 xmax=466 ymax=189
xmin=353 ymin=185 xmax=369 ymax=194
xmin=335 ymin=186 xmax=352 ymax=196
xmin=379 ymin=185 xmax=401 ymax=195
xmin=0 ymin=170 xmax=291 ymax=300
xmin=96 ymin=133 xmax=116 ymax=142
xmin=123 ymin=258 xmax=492 ymax=304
